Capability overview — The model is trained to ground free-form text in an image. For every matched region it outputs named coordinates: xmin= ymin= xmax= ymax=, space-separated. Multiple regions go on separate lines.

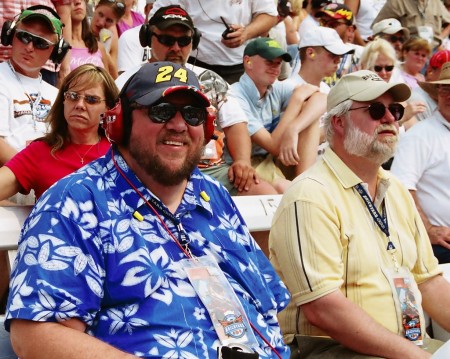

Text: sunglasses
xmin=320 ymin=19 xmax=349 ymax=28
xmin=152 ymin=33 xmax=192 ymax=47
xmin=106 ymin=0 xmax=125 ymax=8
xmin=373 ymin=65 xmax=394 ymax=72
xmin=64 ymin=91 xmax=105 ymax=105
xmin=388 ymin=35 xmax=405 ymax=43
xmin=348 ymin=102 xmax=404 ymax=121
xmin=136 ymin=102 xmax=206 ymax=126
xmin=15 ymin=29 xmax=55 ymax=50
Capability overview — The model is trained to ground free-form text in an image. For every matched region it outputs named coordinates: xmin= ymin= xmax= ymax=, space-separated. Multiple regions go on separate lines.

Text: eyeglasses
xmin=373 ymin=65 xmax=394 ymax=73
xmin=348 ymin=102 xmax=404 ymax=121
xmin=106 ymin=0 xmax=125 ymax=9
xmin=136 ymin=102 xmax=206 ymax=126
xmin=15 ymin=29 xmax=55 ymax=50
xmin=151 ymin=33 xmax=193 ymax=47
xmin=319 ymin=19 xmax=349 ymax=28
xmin=64 ymin=91 xmax=106 ymax=105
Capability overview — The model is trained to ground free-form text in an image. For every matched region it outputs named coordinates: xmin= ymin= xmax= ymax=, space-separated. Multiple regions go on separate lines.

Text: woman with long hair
xmin=0 ymin=64 xmax=118 ymax=201
xmin=90 ymin=0 xmax=126 ymax=77
xmin=70 ymin=0 xmax=116 ymax=77
xmin=116 ymin=0 xmax=145 ymax=37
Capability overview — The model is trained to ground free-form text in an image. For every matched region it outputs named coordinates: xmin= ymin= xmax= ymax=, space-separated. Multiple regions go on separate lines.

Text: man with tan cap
xmin=392 ymin=62 xmax=450 ymax=265
xmin=270 ymin=70 xmax=450 ymax=358
xmin=371 ymin=18 xmax=410 ymax=59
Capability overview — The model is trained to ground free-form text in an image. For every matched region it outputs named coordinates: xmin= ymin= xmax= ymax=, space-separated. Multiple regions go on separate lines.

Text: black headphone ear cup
xmin=139 ymin=24 xmax=151 ymax=47
xmin=204 ymin=107 xmax=216 ymax=144
xmin=1 ymin=20 xmax=15 ymax=46
xmin=50 ymin=38 xmax=71 ymax=64
xmin=192 ymin=27 xmax=201 ymax=50
xmin=101 ymin=99 xmax=124 ymax=144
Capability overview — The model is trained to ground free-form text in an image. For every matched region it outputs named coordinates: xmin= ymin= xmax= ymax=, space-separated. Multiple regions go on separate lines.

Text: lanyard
xmin=354 ymin=184 xmax=398 ymax=256
xmin=111 ymin=148 xmax=192 ymax=257
xmin=134 ymin=195 xmax=191 ymax=254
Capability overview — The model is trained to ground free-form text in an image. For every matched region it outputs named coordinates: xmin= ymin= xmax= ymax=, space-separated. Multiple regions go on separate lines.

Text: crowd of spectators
xmin=1 ymin=0 xmax=450 ymax=358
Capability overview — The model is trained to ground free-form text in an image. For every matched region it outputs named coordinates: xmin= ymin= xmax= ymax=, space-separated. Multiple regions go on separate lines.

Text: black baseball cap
xmin=149 ymin=5 xmax=194 ymax=31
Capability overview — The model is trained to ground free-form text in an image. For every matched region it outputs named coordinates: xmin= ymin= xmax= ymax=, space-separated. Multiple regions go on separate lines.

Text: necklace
xmin=418 ymin=0 xmax=429 ymax=19
xmin=72 ymin=137 xmax=100 ymax=164
xmin=7 ymin=60 xmax=43 ymax=131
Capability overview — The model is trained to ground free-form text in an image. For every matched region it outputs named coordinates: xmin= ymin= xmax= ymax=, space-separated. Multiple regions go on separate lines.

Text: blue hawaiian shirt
xmin=6 ymin=147 xmax=290 ymax=358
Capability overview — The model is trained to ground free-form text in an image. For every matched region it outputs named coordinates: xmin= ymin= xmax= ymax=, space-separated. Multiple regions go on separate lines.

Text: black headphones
xmin=1 ymin=5 xmax=71 ymax=64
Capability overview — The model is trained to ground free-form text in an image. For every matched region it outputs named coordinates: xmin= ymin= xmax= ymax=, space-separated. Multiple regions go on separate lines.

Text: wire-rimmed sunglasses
xmin=64 ymin=91 xmax=106 ymax=105
xmin=151 ymin=33 xmax=193 ymax=47
xmin=348 ymin=102 xmax=404 ymax=121
xmin=15 ymin=29 xmax=55 ymax=50
xmin=134 ymin=102 xmax=207 ymax=126
xmin=373 ymin=65 xmax=394 ymax=73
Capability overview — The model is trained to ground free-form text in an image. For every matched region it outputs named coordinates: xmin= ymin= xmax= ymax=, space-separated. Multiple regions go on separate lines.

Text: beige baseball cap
xmin=327 ymin=70 xmax=411 ymax=111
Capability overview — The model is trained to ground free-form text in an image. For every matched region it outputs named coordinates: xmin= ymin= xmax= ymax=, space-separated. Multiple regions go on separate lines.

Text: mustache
xmin=375 ymin=124 xmax=399 ymax=136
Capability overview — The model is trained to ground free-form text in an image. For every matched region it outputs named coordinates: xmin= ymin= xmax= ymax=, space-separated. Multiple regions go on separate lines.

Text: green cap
xmin=19 ymin=7 xmax=63 ymax=37
xmin=244 ymin=37 xmax=292 ymax=62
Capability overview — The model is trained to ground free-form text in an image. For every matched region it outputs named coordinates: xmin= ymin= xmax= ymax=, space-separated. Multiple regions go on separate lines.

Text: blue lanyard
xmin=135 ymin=196 xmax=191 ymax=252
xmin=354 ymin=184 xmax=396 ymax=251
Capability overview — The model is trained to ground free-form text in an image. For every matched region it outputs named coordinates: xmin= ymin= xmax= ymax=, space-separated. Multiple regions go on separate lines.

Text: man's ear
xmin=332 ymin=114 xmax=345 ymax=136
xmin=244 ymin=55 xmax=253 ymax=68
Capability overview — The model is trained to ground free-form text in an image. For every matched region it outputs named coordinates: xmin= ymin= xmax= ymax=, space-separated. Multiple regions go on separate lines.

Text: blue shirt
xmin=6 ymin=147 xmax=290 ymax=358
xmin=230 ymin=73 xmax=295 ymax=157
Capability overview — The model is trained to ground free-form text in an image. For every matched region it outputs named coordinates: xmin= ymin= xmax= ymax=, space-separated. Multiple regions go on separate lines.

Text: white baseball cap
xmin=298 ymin=27 xmax=354 ymax=55
xmin=327 ymin=70 xmax=411 ymax=111
xmin=372 ymin=18 xmax=410 ymax=38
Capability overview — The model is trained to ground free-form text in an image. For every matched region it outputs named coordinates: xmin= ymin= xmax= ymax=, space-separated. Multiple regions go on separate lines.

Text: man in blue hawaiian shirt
xmin=5 ymin=61 xmax=290 ymax=359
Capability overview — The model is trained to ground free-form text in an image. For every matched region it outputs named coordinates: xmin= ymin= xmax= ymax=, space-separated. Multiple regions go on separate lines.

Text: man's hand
xmin=221 ymin=25 xmax=248 ymax=48
xmin=278 ymin=130 xmax=299 ymax=166
xmin=228 ymin=159 xmax=259 ymax=192
xmin=427 ymin=225 xmax=450 ymax=249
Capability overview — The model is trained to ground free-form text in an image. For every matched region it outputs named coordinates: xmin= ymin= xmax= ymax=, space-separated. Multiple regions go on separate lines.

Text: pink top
xmin=6 ymin=137 xmax=110 ymax=198
xmin=70 ymin=47 xmax=104 ymax=71
xmin=116 ymin=10 xmax=145 ymax=37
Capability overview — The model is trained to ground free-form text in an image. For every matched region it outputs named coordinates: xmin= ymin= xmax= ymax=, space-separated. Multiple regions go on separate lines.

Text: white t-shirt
xmin=391 ymin=112 xmax=450 ymax=227
xmin=0 ymin=61 xmax=58 ymax=151
xmin=117 ymin=25 xmax=151 ymax=73
xmin=149 ymin=0 xmax=277 ymax=66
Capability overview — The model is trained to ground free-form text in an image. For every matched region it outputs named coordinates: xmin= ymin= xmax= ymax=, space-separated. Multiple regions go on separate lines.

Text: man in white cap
xmin=392 ymin=61 xmax=450 ymax=265
xmin=371 ymin=18 xmax=410 ymax=58
xmin=291 ymin=26 xmax=354 ymax=93
xmin=270 ymin=70 xmax=450 ymax=358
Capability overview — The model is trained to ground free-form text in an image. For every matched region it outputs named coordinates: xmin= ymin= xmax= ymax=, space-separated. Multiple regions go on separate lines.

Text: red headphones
xmin=101 ymin=99 xmax=216 ymax=145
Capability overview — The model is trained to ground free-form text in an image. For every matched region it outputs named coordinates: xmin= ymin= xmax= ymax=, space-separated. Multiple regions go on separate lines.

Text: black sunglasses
xmin=15 ymin=29 xmax=55 ymax=50
xmin=388 ymin=35 xmax=405 ymax=43
xmin=136 ymin=102 xmax=206 ymax=126
xmin=64 ymin=91 xmax=105 ymax=105
xmin=348 ymin=102 xmax=404 ymax=121
xmin=373 ymin=65 xmax=394 ymax=73
xmin=152 ymin=33 xmax=192 ymax=47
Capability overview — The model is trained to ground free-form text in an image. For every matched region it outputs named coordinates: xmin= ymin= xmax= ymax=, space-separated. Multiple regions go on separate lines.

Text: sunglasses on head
xmin=106 ymin=0 xmax=125 ymax=8
xmin=348 ymin=102 xmax=404 ymax=121
xmin=320 ymin=19 xmax=349 ymax=28
xmin=152 ymin=33 xmax=192 ymax=47
xmin=373 ymin=65 xmax=394 ymax=72
xmin=64 ymin=91 xmax=105 ymax=105
xmin=136 ymin=102 xmax=206 ymax=126
xmin=15 ymin=29 xmax=55 ymax=50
